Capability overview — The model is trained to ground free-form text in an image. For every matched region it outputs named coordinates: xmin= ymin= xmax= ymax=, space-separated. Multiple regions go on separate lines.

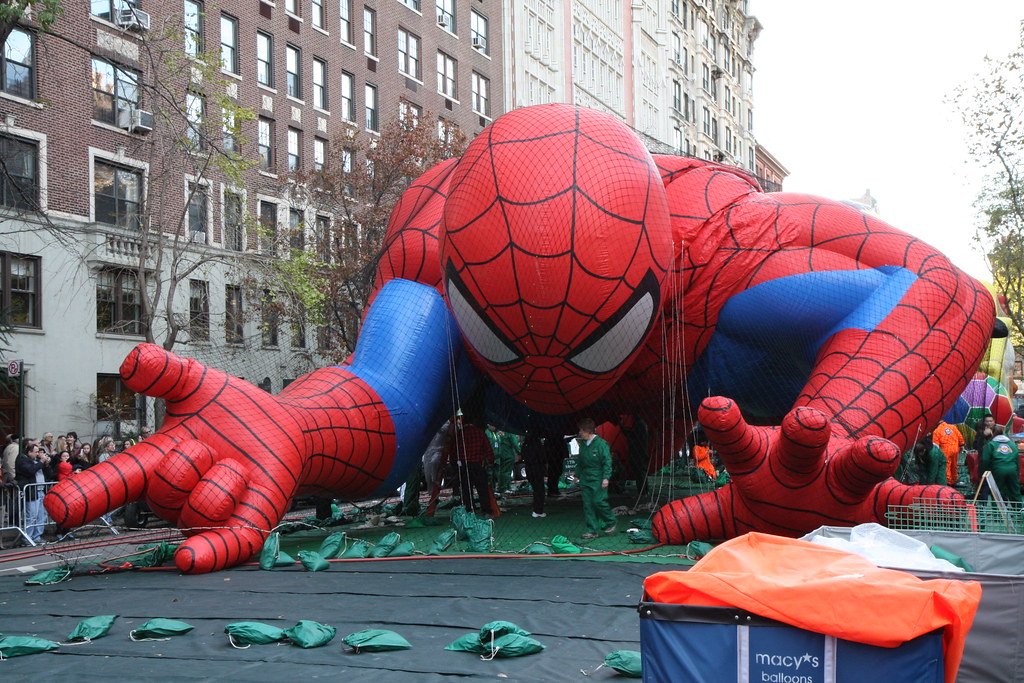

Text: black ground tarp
xmin=0 ymin=558 xmax=669 ymax=681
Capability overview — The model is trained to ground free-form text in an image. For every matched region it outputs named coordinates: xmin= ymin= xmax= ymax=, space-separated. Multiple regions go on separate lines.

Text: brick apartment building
xmin=0 ymin=0 xmax=504 ymax=440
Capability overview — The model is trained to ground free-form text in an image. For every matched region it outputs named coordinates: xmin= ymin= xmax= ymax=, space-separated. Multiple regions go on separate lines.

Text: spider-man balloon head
xmin=440 ymin=104 xmax=672 ymax=414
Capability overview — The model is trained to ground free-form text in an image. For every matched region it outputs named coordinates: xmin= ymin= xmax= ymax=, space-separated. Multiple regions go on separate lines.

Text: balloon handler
xmin=45 ymin=105 xmax=995 ymax=573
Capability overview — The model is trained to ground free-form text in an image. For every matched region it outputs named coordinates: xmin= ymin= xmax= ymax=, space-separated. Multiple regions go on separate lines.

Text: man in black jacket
xmin=15 ymin=443 xmax=49 ymax=543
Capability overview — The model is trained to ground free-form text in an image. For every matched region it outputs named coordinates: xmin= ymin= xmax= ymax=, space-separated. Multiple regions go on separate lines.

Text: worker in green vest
xmin=575 ymin=417 xmax=617 ymax=540
xmin=980 ymin=425 xmax=1022 ymax=502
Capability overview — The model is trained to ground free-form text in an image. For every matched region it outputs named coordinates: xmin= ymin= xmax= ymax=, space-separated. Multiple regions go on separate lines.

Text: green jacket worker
xmin=575 ymin=418 xmax=617 ymax=540
xmin=980 ymin=430 xmax=1022 ymax=502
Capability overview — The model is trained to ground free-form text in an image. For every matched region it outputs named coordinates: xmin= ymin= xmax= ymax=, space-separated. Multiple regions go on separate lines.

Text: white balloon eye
xmin=568 ymin=271 xmax=659 ymax=375
xmin=446 ymin=267 xmax=520 ymax=366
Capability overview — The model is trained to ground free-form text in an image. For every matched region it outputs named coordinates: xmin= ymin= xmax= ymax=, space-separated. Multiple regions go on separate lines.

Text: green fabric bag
xmin=628 ymin=518 xmax=652 ymax=530
xmin=342 ymin=629 xmax=412 ymax=652
xmin=282 ymin=620 xmax=336 ymax=649
xmin=224 ymin=622 xmax=286 ymax=647
xmin=686 ymin=540 xmax=715 ymax=559
xmin=0 ymin=635 xmax=59 ymax=658
xmin=429 ymin=529 xmax=458 ymax=554
xmin=451 ymin=506 xmax=472 ymax=539
xmin=297 ymin=550 xmax=330 ymax=572
xmin=274 ymin=551 xmax=295 ymax=567
xmin=627 ymin=529 xmax=657 ymax=544
xmin=487 ymin=632 xmax=545 ymax=658
xmin=930 ymin=544 xmax=975 ymax=572
xmin=126 ymin=542 xmax=179 ymax=567
xmin=464 ymin=518 xmax=492 ymax=552
xmin=129 ymin=618 xmax=194 ymax=640
xmin=480 ymin=621 xmax=530 ymax=641
xmin=259 ymin=532 xmax=283 ymax=570
xmin=550 ymin=535 xmax=581 ymax=554
xmin=604 ymin=650 xmax=642 ymax=677
xmin=370 ymin=532 xmax=402 ymax=558
xmin=24 ymin=567 xmax=71 ymax=585
xmin=387 ymin=541 xmax=416 ymax=557
xmin=444 ymin=633 xmax=488 ymax=653
xmin=339 ymin=539 xmax=372 ymax=558
xmin=67 ymin=615 xmax=117 ymax=642
xmin=524 ymin=542 xmax=553 ymax=555
xmin=319 ymin=532 xmax=346 ymax=558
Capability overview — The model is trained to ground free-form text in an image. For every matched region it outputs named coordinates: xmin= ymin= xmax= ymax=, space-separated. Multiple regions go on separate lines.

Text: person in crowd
xmin=422 ymin=420 xmax=450 ymax=496
xmin=618 ymin=414 xmax=651 ymax=495
xmin=445 ymin=413 xmax=498 ymax=517
xmin=98 ymin=438 xmax=118 ymax=463
xmin=56 ymin=451 xmax=73 ymax=482
xmin=39 ymin=432 xmax=55 ymax=457
xmin=15 ymin=443 xmax=50 ymax=543
xmin=65 ymin=431 xmax=79 ymax=456
xmin=575 ymin=417 xmax=617 ymax=540
xmin=913 ymin=434 xmax=947 ymax=485
xmin=485 ymin=424 xmax=520 ymax=495
xmin=691 ymin=431 xmax=718 ymax=482
xmin=980 ymin=425 xmax=1022 ymax=502
xmin=544 ymin=430 xmax=567 ymax=497
xmin=2 ymin=433 xmax=18 ymax=482
xmin=932 ymin=420 xmax=965 ymax=487
xmin=71 ymin=442 xmax=93 ymax=471
xmin=973 ymin=414 xmax=996 ymax=453
xmin=520 ymin=430 xmax=549 ymax=518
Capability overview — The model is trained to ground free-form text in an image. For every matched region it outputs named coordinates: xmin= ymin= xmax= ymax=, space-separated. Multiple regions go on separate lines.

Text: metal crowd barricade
xmin=0 ymin=484 xmax=32 ymax=547
xmin=19 ymin=481 xmax=57 ymax=545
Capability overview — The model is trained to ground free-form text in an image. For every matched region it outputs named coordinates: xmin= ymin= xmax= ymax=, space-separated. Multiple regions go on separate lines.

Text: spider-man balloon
xmin=46 ymin=105 xmax=994 ymax=572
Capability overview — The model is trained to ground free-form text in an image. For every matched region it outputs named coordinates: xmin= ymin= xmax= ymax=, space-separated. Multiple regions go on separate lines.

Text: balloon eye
xmin=568 ymin=270 xmax=660 ymax=375
xmin=446 ymin=265 xmax=519 ymax=366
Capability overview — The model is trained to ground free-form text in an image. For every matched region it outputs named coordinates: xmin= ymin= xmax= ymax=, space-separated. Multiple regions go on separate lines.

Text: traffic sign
xmin=7 ymin=359 xmax=22 ymax=377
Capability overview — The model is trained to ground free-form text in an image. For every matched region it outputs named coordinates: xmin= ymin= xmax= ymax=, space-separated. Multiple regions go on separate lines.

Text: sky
xmin=749 ymin=1 xmax=1024 ymax=281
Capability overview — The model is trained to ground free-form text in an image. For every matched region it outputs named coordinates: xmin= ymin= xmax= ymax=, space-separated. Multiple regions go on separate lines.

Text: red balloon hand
xmin=652 ymin=397 xmax=962 ymax=544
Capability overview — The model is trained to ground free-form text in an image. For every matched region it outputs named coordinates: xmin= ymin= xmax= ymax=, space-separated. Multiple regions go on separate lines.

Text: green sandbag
xmin=130 ymin=618 xmax=194 ymax=640
xmin=629 ymin=518 xmax=652 ymax=530
xmin=480 ymin=621 xmax=529 ymax=641
xmin=686 ymin=541 xmax=714 ymax=559
xmin=340 ymin=539 xmax=372 ymax=558
xmin=67 ymin=615 xmax=117 ymax=642
xmin=24 ymin=567 xmax=71 ymax=585
xmin=224 ymin=622 xmax=286 ymax=646
xmin=274 ymin=551 xmax=296 ymax=567
xmin=445 ymin=633 xmax=488 ymax=653
xmin=127 ymin=542 xmax=179 ymax=567
xmin=524 ymin=542 xmax=553 ymax=555
xmin=627 ymin=529 xmax=657 ymax=544
xmin=342 ymin=628 xmax=412 ymax=652
xmin=387 ymin=541 xmax=415 ymax=557
xmin=282 ymin=620 xmax=336 ymax=648
xmin=930 ymin=544 xmax=974 ymax=572
xmin=370 ymin=532 xmax=402 ymax=558
xmin=604 ymin=649 xmax=643 ymax=677
xmin=319 ymin=532 xmax=346 ymax=558
xmin=259 ymin=532 xmax=282 ymax=570
xmin=297 ymin=550 xmax=330 ymax=571
xmin=464 ymin=518 xmax=492 ymax=552
xmin=550 ymin=535 xmax=581 ymax=554
xmin=488 ymin=632 xmax=545 ymax=658
xmin=429 ymin=529 xmax=458 ymax=554
xmin=451 ymin=506 xmax=470 ymax=539
xmin=0 ymin=635 xmax=59 ymax=657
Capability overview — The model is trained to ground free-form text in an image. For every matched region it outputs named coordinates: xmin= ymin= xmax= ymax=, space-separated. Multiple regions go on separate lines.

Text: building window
xmin=313 ymin=58 xmax=327 ymax=109
xmin=471 ymin=72 xmax=488 ymax=117
xmin=2 ymin=27 xmax=34 ymax=99
xmin=437 ymin=117 xmax=455 ymax=144
xmin=398 ymin=29 xmax=420 ymax=79
xmin=91 ymin=0 xmax=134 ymax=21
xmin=339 ymin=0 xmax=352 ymax=43
xmin=225 ymin=284 xmax=243 ymax=343
xmin=94 ymin=160 xmax=142 ymax=230
xmin=341 ymin=147 xmax=353 ymax=173
xmin=398 ymin=100 xmax=421 ymax=128
xmin=287 ymin=127 xmax=301 ymax=172
xmin=286 ymin=45 xmax=301 ymax=99
xmin=185 ymin=91 xmax=205 ymax=148
xmin=95 ymin=373 xmax=139 ymax=425
xmin=400 ymin=0 xmax=420 ymax=10
xmin=316 ymin=214 xmax=331 ymax=262
xmin=261 ymin=290 xmax=279 ymax=347
xmin=96 ymin=268 xmax=143 ymax=335
xmin=673 ymin=127 xmax=683 ymax=153
xmin=91 ymin=57 xmax=140 ymax=127
xmin=314 ymin=137 xmax=326 ymax=171
xmin=257 ymin=32 xmax=274 ymax=87
xmin=0 ymin=252 xmax=40 ymax=328
xmin=220 ymin=14 xmax=239 ymax=74
xmin=258 ymin=117 xmax=275 ymax=171
xmin=702 ymin=63 xmax=711 ymax=94
xmin=224 ymin=190 xmax=244 ymax=251
xmin=291 ymin=305 xmax=307 ymax=348
xmin=365 ymin=83 xmax=378 ymax=131
xmin=312 ymin=0 xmax=325 ymax=29
xmin=260 ymin=200 xmax=277 ymax=255
xmin=0 ymin=135 xmax=38 ymax=210
xmin=189 ymin=279 xmax=210 ymax=341
xmin=702 ymin=106 xmax=711 ymax=137
xmin=289 ymin=208 xmax=305 ymax=250
xmin=183 ymin=0 xmax=203 ymax=57
xmin=222 ymin=105 xmax=237 ymax=153
xmin=340 ymin=71 xmax=354 ymax=122
xmin=285 ymin=0 xmax=298 ymax=15
xmin=363 ymin=7 xmax=376 ymax=56
xmin=436 ymin=51 xmax=456 ymax=99
xmin=470 ymin=11 xmax=488 ymax=53
xmin=673 ymin=80 xmax=682 ymax=111
xmin=187 ymin=182 xmax=209 ymax=242
xmin=436 ymin=0 xmax=455 ymax=32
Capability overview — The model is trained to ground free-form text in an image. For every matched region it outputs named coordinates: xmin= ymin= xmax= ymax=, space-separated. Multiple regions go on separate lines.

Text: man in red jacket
xmin=445 ymin=414 xmax=497 ymax=516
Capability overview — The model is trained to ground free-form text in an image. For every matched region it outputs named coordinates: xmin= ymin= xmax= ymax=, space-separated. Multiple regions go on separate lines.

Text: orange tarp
xmin=644 ymin=533 xmax=981 ymax=683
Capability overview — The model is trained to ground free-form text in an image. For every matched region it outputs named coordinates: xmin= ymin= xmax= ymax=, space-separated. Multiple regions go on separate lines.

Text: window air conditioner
xmin=437 ymin=14 xmax=449 ymax=28
xmin=130 ymin=109 xmax=155 ymax=134
xmin=116 ymin=7 xmax=151 ymax=30
xmin=472 ymin=36 xmax=486 ymax=50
